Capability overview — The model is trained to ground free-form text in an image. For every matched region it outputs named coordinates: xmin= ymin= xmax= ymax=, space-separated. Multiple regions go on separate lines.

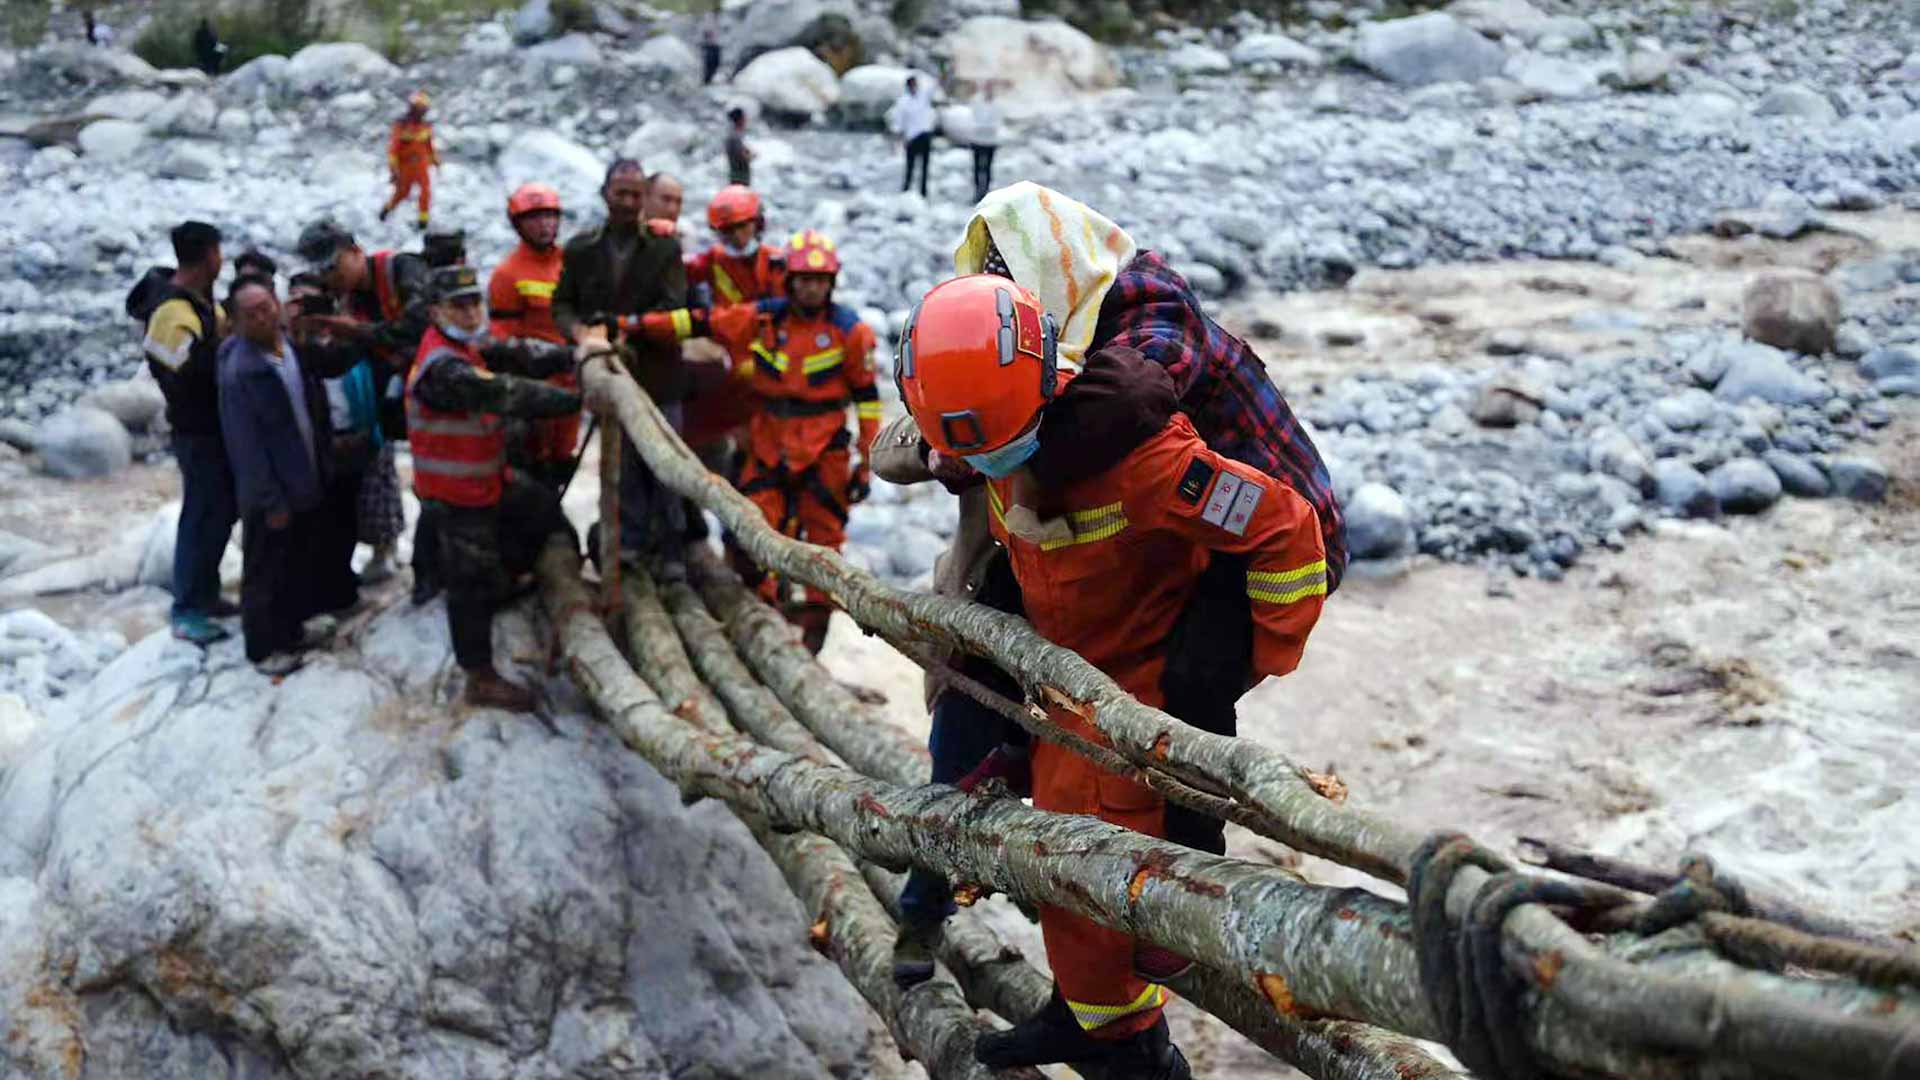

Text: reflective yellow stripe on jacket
xmin=713 ymin=264 xmax=743 ymax=304
xmin=801 ymin=346 xmax=843 ymax=377
xmin=1067 ymin=984 xmax=1167 ymax=1031
xmin=751 ymin=342 xmax=788 ymax=374
xmin=986 ymin=489 xmax=1131 ymax=551
xmin=1247 ymin=560 xmax=1328 ymax=605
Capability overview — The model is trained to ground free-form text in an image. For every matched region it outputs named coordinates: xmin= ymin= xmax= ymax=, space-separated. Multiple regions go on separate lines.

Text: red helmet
xmin=785 ymin=229 xmax=840 ymax=276
xmin=408 ymin=89 xmax=431 ymax=111
xmin=707 ymin=185 xmax=763 ymax=231
xmin=507 ymin=182 xmax=562 ymax=219
xmin=896 ymin=275 xmax=1059 ymax=456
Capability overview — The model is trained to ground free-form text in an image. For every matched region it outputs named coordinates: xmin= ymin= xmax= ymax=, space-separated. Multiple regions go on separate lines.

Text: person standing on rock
xmin=406 ymin=265 xmax=583 ymax=711
xmin=294 ymin=219 xmax=440 ymax=601
xmin=380 ymin=91 xmax=440 ymax=231
xmin=217 ymin=276 xmax=347 ymax=675
xmin=887 ymin=75 xmax=937 ymax=198
xmin=875 ymin=183 xmax=1347 ymax=984
xmin=126 ymin=220 xmax=237 ymax=646
xmin=723 ymin=107 xmax=754 ymax=187
xmin=489 ymin=182 xmax=576 ymax=491
xmin=192 ymin=17 xmax=225 ymax=75
xmin=700 ymin=7 xmax=723 ymax=85
xmin=966 ymin=81 xmax=1001 ymax=204
xmin=551 ymin=158 xmax=696 ymax=573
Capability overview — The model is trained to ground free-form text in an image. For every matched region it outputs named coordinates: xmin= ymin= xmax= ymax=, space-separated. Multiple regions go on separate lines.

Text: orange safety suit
xmin=383 ymin=118 xmax=438 ymax=225
xmin=984 ymin=410 xmax=1328 ymax=1039
xmin=727 ymin=298 xmax=879 ymax=604
xmin=488 ymin=241 xmax=576 ymax=464
xmin=682 ymin=244 xmax=786 ymax=450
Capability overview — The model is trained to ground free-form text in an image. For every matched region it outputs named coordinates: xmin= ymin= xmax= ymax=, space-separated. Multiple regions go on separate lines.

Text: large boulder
xmin=34 ymin=406 xmax=132 ymax=479
xmin=946 ymin=16 xmax=1118 ymax=115
xmin=524 ymin=32 xmax=602 ymax=68
xmin=1230 ymin=34 xmax=1323 ymax=69
xmin=1345 ymin=482 xmax=1414 ymax=559
xmin=733 ymin=47 xmax=841 ymax=118
xmin=496 ymin=130 xmax=605 ymax=203
xmin=1753 ymin=82 xmax=1838 ymax=123
xmin=738 ymin=0 xmax=859 ymax=57
xmin=1446 ymin=0 xmax=1549 ymax=42
xmin=1893 ymin=113 xmax=1920 ymax=156
xmin=632 ymin=34 xmax=700 ymax=81
xmin=76 ymin=118 xmax=147 ymax=161
xmin=18 ymin=43 xmax=161 ymax=88
xmin=1859 ymin=345 xmax=1919 ymax=384
xmin=283 ymin=42 xmax=398 ymax=95
xmin=86 ymin=88 xmax=168 ymax=121
xmin=835 ymin=64 xmax=927 ymax=127
xmin=1742 ymin=271 xmax=1839 ymax=355
xmin=145 ymin=90 xmax=219 ymax=135
xmin=1166 ymin=44 xmax=1231 ymax=75
xmin=1712 ymin=343 xmax=1827 ymax=406
xmin=79 ymin=378 xmax=166 ymax=433
xmin=513 ymin=0 xmax=557 ymax=44
xmin=1353 ymin=12 xmax=1508 ymax=86
xmin=156 ymin=141 xmax=221 ymax=180
xmin=1503 ymin=52 xmax=1599 ymax=99
xmin=0 ymin=610 xmax=874 ymax=1078
xmin=221 ymin=54 xmax=289 ymax=97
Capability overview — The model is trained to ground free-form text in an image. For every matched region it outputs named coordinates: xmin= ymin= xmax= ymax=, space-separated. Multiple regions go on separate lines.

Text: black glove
xmin=847 ymin=464 xmax=872 ymax=505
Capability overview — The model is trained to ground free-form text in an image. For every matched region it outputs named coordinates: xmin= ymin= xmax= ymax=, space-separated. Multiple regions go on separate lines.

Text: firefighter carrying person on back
xmin=895 ymin=274 xmax=1330 ymax=1077
xmin=404 ymin=264 xmax=584 ymax=712
xmin=625 ymin=228 xmax=878 ymax=654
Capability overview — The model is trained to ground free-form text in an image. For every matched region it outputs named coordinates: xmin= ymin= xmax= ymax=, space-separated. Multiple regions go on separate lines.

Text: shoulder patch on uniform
xmin=1200 ymin=471 xmax=1242 ymax=528
xmin=1223 ymin=476 xmax=1266 ymax=537
xmin=1176 ymin=458 xmax=1214 ymax=505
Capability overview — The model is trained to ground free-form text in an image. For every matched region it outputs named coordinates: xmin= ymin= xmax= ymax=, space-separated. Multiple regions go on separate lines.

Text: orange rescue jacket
xmin=488 ymin=242 xmax=566 ymax=345
xmin=388 ymin=118 xmax=437 ymax=171
xmin=686 ymin=244 xmax=785 ymax=305
xmin=739 ymin=299 xmax=879 ymax=471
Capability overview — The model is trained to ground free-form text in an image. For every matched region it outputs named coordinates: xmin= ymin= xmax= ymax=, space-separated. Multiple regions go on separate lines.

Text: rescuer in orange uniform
xmin=680 ymin=184 xmax=784 ymax=458
xmin=488 ymin=182 xmax=577 ymax=490
xmin=380 ymin=90 xmax=440 ymax=230
xmin=627 ymin=229 xmax=878 ymax=653
xmin=896 ymin=275 xmax=1330 ymax=1078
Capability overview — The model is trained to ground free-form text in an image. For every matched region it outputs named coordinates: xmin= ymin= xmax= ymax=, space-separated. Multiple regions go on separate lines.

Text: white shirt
xmin=970 ymin=101 xmax=1000 ymax=146
xmin=888 ymin=87 xmax=937 ymax=140
xmin=264 ymin=342 xmax=318 ymax=476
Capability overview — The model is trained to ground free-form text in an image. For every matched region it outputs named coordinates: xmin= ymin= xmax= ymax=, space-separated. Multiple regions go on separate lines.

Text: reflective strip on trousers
xmin=1247 ymin=559 xmax=1328 ymax=604
xmin=1067 ymin=984 xmax=1167 ymax=1031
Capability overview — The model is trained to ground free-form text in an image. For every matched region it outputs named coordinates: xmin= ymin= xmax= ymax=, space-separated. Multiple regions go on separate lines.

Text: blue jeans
xmin=170 ymin=432 xmax=237 ymax=619
xmin=897 ymin=670 xmax=1024 ymax=926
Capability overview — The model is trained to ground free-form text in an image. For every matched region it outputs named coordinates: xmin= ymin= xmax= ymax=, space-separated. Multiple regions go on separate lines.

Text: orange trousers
xmin=1033 ymin=704 xmax=1170 ymax=1039
xmin=384 ymin=163 xmax=432 ymax=223
xmin=742 ymin=448 xmax=849 ymax=607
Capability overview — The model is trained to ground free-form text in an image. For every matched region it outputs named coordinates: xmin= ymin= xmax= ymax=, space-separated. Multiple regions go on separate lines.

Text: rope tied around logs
xmin=1410 ymin=835 xmax=1920 ymax=1080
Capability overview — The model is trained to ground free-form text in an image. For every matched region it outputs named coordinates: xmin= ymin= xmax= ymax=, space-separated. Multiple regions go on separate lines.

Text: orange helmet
xmin=785 ymin=229 xmax=840 ymax=276
xmin=707 ymin=185 xmax=763 ymax=231
xmin=408 ymin=90 xmax=431 ymax=111
xmin=507 ymin=182 xmax=562 ymax=219
xmin=896 ymin=274 xmax=1059 ymax=457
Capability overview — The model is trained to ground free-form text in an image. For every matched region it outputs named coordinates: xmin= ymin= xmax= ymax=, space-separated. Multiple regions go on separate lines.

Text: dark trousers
xmin=902 ymin=132 xmax=934 ymax=197
xmin=1158 ymin=553 xmax=1252 ymax=857
xmin=619 ymin=434 xmax=686 ymax=561
xmin=437 ymin=477 xmax=577 ymax=672
xmin=170 ymin=432 xmax=238 ymax=619
xmin=702 ymin=43 xmax=721 ymax=84
xmin=971 ymin=144 xmax=996 ymax=203
xmin=240 ymin=509 xmax=319 ymax=662
xmin=315 ymin=470 xmax=364 ymax=614
xmin=413 ymin=502 xmax=441 ymax=588
xmin=898 ymin=656 xmax=1027 ymax=925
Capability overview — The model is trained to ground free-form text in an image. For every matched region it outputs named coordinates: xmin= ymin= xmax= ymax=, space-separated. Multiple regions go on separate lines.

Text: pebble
xmin=1827 ymin=457 xmax=1888 ymax=502
xmin=1708 ymin=458 xmax=1784 ymax=514
xmin=1762 ymin=450 xmax=1829 ymax=497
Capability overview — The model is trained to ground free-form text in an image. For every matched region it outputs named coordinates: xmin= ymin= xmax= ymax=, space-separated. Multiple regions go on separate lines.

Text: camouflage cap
xmin=295 ymin=219 xmax=355 ymax=267
xmin=429 ymin=264 xmax=483 ymax=303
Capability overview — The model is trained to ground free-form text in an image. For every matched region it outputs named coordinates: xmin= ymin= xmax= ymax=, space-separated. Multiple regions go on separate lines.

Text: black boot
xmin=975 ymin=990 xmax=1189 ymax=1077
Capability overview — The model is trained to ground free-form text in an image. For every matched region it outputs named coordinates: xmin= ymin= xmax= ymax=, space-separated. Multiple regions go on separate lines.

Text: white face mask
xmin=440 ymin=321 xmax=480 ymax=343
xmin=722 ymin=237 xmax=760 ymax=259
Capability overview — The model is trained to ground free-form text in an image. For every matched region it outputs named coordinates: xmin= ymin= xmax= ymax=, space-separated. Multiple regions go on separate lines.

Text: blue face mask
xmin=964 ymin=426 xmax=1041 ymax=479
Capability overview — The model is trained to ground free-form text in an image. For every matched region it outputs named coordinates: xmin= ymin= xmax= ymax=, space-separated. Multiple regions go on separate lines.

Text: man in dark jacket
xmin=192 ymin=17 xmax=224 ymax=75
xmin=217 ymin=276 xmax=348 ymax=674
xmin=551 ymin=158 xmax=695 ymax=571
xmin=126 ymin=220 xmax=236 ymax=646
xmin=408 ymin=265 xmax=582 ymax=711
xmin=294 ymin=219 xmax=445 ymax=602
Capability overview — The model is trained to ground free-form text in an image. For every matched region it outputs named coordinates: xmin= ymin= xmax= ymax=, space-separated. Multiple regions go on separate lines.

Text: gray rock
xmin=1504 ymin=52 xmax=1599 ymax=99
xmin=1309 ymin=79 xmax=1343 ymax=111
xmin=34 ymin=406 xmax=131 ymax=479
xmin=633 ymin=34 xmax=700 ymax=81
xmin=1652 ymin=459 xmax=1719 ymax=518
xmin=87 ymin=88 xmax=169 ymax=121
xmin=1892 ymin=113 xmax=1920 ymax=156
xmin=1714 ymin=344 xmax=1828 ymax=406
xmin=1345 ymin=482 xmax=1414 ymax=559
xmin=513 ymin=0 xmax=556 ymax=43
xmin=144 ymin=90 xmax=218 ymax=136
xmin=282 ymin=42 xmax=397 ymax=94
xmin=525 ymin=31 xmax=602 ymax=67
xmin=1469 ymin=383 xmax=1542 ymax=427
xmin=1181 ymin=261 xmax=1228 ymax=298
xmin=1827 ymin=457 xmax=1887 ymax=502
xmin=836 ymin=64 xmax=926 ymax=126
xmin=1230 ymin=34 xmax=1322 ymax=68
xmin=497 ymin=130 xmax=605 ymax=198
xmin=1166 ymin=44 xmax=1231 ymax=75
xmin=79 ymin=379 xmax=166 ymax=433
xmin=888 ymin=525 xmax=943 ymax=578
xmin=1708 ymin=458 xmax=1782 ymax=514
xmin=1762 ymin=450 xmax=1829 ymax=497
xmin=734 ymin=47 xmax=841 ymax=116
xmin=156 ymin=141 xmax=220 ymax=180
xmin=1878 ymin=376 xmax=1920 ymax=397
xmin=739 ymin=0 xmax=860 ymax=56
xmin=1742 ymin=271 xmax=1839 ymax=355
xmin=1610 ymin=46 xmax=1676 ymax=91
xmin=76 ymin=118 xmax=148 ymax=161
xmin=1753 ymin=82 xmax=1839 ymax=123
xmin=1651 ymin=388 xmax=1716 ymax=431
xmin=1446 ymin=0 xmax=1554 ymax=43
xmin=1833 ymin=323 xmax=1872 ymax=358
xmin=1352 ymin=12 xmax=1509 ymax=86
xmin=1860 ymin=345 xmax=1919 ymax=383
xmin=0 ymin=418 xmax=37 ymax=452
xmin=1586 ymin=426 xmax=1654 ymax=494
xmin=221 ymin=54 xmax=288 ymax=96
